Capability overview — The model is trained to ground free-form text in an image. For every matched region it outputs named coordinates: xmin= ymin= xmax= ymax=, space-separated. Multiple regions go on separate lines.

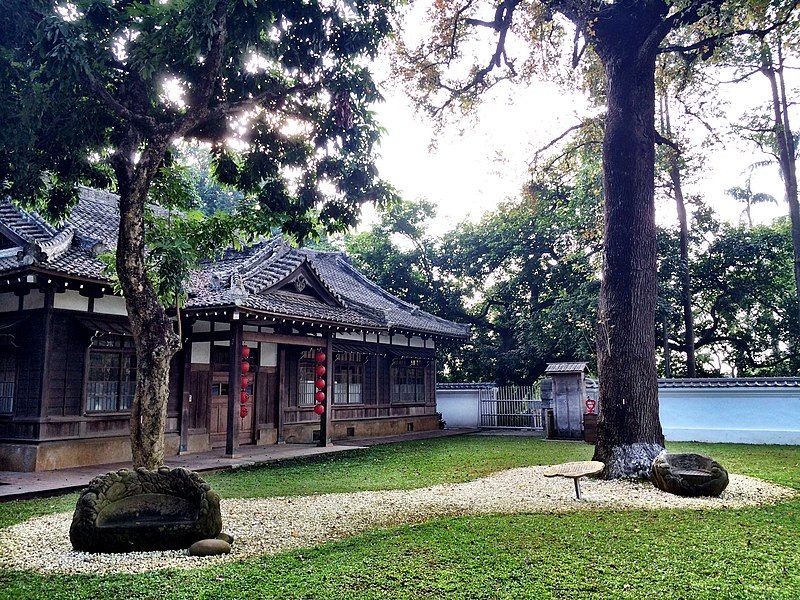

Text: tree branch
xmin=83 ymin=67 xmax=157 ymax=131
xmin=658 ymin=7 xmax=798 ymax=56
xmin=432 ymin=0 xmax=522 ymax=115
xmin=654 ymin=130 xmax=681 ymax=153
xmin=529 ymin=122 xmax=588 ymax=166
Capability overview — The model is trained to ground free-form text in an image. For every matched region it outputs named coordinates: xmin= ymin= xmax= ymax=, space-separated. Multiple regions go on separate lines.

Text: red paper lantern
xmin=241 ymin=345 xmax=251 ymax=359
xmin=240 ymin=391 xmax=249 ymax=404
xmin=315 ymin=364 xmax=326 ymax=377
xmin=315 ymin=390 xmax=325 ymax=402
xmin=313 ymin=404 xmax=325 ymax=415
xmin=240 ymin=406 xmax=248 ymax=418
xmin=241 ymin=376 xmax=249 ymax=389
xmin=315 ymin=378 xmax=325 ymax=389
xmin=241 ymin=362 xmax=250 ymax=374
xmin=315 ymin=351 xmax=326 ymax=363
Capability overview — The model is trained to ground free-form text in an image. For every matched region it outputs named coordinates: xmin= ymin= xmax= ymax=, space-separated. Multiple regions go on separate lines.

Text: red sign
xmin=585 ymin=398 xmax=597 ymax=414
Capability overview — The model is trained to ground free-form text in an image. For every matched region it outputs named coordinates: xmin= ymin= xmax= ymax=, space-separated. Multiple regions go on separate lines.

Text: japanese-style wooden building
xmin=0 ymin=188 xmax=469 ymax=471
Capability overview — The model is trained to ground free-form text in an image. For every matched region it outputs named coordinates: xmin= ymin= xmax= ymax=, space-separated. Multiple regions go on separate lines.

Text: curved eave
xmin=388 ymin=323 xmax=471 ymax=341
xmin=0 ymin=265 xmax=112 ymax=290
xmin=183 ymin=304 xmax=389 ymax=334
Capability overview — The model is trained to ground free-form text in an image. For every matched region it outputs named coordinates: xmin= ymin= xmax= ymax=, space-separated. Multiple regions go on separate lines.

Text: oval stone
xmin=216 ymin=532 xmax=234 ymax=545
xmin=189 ymin=538 xmax=232 ymax=557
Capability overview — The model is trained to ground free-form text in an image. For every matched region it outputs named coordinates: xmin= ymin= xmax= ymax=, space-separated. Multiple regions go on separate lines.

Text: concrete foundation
xmin=0 ymin=434 xmax=182 ymax=472
xmin=280 ymin=415 xmax=440 ymax=444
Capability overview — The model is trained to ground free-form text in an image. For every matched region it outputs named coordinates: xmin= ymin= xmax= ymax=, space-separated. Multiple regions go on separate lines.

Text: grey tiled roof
xmin=436 ymin=382 xmax=496 ymax=390
xmin=544 ymin=362 xmax=589 ymax=374
xmin=304 ymin=251 xmax=469 ymax=338
xmin=0 ymin=187 xmax=469 ymax=338
xmin=659 ymin=377 xmax=800 ymax=388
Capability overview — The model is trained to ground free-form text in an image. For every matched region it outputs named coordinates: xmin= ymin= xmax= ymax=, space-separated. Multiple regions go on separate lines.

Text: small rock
xmin=216 ymin=532 xmax=234 ymax=545
xmin=189 ymin=539 xmax=231 ymax=557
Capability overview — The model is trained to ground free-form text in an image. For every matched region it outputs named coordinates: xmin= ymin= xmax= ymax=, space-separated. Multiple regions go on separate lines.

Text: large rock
xmin=651 ymin=452 xmax=729 ymax=497
xmin=69 ymin=466 xmax=222 ymax=553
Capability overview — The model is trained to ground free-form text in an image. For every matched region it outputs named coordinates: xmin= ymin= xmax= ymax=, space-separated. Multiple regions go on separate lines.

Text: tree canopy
xmin=0 ymin=0 xmax=398 ymax=468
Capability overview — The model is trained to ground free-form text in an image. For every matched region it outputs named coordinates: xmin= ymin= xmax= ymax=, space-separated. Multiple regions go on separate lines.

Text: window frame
xmin=390 ymin=357 xmax=427 ymax=405
xmin=0 ymin=349 xmax=16 ymax=415
xmin=333 ymin=352 xmax=365 ymax=405
xmin=85 ymin=334 xmax=136 ymax=414
xmin=297 ymin=351 xmax=317 ymax=406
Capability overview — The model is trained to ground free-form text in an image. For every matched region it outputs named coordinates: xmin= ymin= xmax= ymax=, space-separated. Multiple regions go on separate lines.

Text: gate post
xmin=540 ymin=379 xmax=553 ymax=437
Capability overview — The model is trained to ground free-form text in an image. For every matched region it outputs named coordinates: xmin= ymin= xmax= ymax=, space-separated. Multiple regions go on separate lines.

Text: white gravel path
xmin=0 ymin=466 xmax=794 ymax=575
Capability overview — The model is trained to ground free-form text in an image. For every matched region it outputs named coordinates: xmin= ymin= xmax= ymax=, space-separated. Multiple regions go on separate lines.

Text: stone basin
xmin=651 ymin=452 xmax=729 ymax=497
xmin=69 ymin=467 xmax=222 ymax=553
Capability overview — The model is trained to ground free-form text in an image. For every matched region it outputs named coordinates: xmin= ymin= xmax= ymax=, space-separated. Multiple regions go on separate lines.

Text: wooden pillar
xmin=277 ymin=347 xmax=286 ymax=443
xmin=38 ymin=287 xmax=55 ymax=424
xmin=225 ymin=318 xmax=243 ymax=457
xmin=178 ymin=321 xmax=192 ymax=454
xmin=319 ymin=335 xmax=334 ymax=446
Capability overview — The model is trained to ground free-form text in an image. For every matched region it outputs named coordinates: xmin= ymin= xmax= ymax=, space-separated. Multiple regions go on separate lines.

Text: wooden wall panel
xmin=14 ymin=312 xmax=45 ymax=419
xmin=167 ymin=354 xmax=181 ymax=414
xmin=256 ymin=368 xmax=277 ymax=427
xmin=377 ymin=355 xmax=390 ymax=406
xmin=189 ymin=370 xmax=210 ymax=431
xmin=46 ymin=314 xmax=88 ymax=417
xmin=363 ymin=355 xmax=377 ymax=405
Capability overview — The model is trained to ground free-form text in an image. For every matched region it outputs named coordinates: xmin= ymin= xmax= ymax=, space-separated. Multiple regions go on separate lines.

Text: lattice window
xmin=390 ymin=358 xmax=426 ymax=404
xmin=298 ymin=350 xmax=316 ymax=406
xmin=334 ymin=353 xmax=364 ymax=405
xmin=87 ymin=335 xmax=136 ymax=412
xmin=0 ymin=350 xmax=16 ymax=414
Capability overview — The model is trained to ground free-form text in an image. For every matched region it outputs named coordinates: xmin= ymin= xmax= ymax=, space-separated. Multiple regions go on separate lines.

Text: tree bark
xmin=591 ymin=18 xmax=666 ymax=478
xmin=113 ymin=135 xmax=181 ymax=469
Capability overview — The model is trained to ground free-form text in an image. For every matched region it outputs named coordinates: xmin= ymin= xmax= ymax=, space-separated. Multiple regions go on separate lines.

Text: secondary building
xmin=0 ymin=188 xmax=468 ymax=471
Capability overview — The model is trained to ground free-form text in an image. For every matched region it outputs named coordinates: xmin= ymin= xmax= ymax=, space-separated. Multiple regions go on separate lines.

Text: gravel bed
xmin=0 ymin=466 xmax=794 ymax=575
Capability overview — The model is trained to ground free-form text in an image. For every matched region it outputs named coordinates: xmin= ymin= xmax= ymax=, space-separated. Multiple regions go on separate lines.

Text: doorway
xmin=210 ymin=372 xmax=255 ymax=447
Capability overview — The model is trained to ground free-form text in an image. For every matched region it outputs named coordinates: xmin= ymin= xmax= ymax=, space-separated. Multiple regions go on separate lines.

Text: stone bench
xmin=651 ymin=453 xmax=729 ymax=497
xmin=70 ymin=466 xmax=222 ymax=553
xmin=543 ymin=461 xmax=605 ymax=499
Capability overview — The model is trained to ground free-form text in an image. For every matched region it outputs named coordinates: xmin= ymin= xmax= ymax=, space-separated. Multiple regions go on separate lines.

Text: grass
xmin=1 ymin=436 xmax=800 ymax=599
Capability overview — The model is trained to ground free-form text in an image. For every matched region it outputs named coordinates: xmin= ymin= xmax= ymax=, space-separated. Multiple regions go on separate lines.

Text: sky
xmin=364 ymin=22 xmax=795 ymax=238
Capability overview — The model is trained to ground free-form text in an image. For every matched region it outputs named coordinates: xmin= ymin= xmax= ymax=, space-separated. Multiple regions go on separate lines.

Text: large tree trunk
xmin=114 ymin=137 xmax=181 ymax=469
xmin=592 ymin=27 xmax=666 ymax=478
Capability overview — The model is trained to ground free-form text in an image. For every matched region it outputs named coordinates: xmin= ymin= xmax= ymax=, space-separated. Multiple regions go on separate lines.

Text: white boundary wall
xmin=440 ymin=379 xmax=800 ymax=444
xmin=660 ymin=385 xmax=800 ymax=445
xmin=436 ymin=385 xmax=485 ymax=428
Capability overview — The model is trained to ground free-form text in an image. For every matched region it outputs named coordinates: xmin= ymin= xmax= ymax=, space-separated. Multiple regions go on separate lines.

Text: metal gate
xmin=479 ymin=385 xmax=543 ymax=429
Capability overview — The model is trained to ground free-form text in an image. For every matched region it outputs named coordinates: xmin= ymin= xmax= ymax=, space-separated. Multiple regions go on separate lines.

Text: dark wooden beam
xmin=242 ymin=331 xmax=326 ymax=347
xmin=319 ymin=335 xmax=334 ymax=447
xmin=178 ymin=324 xmax=192 ymax=454
xmin=38 ymin=288 xmax=55 ymax=420
xmin=225 ymin=321 xmax=243 ymax=457
xmin=277 ymin=347 xmax=286 ymax=443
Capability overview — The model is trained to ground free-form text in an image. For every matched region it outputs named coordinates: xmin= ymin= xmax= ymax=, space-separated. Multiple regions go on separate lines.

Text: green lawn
xmin=1 ymin=436 xmax=799 ymax=599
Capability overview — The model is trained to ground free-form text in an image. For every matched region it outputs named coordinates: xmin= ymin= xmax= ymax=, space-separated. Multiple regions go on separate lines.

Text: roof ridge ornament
xmin=293 ymin=275 xmax=308 ymax=293
xmin=209 ymin=272 xmax=224 ymax=292
xmin=228 ymin=272 xmax=249 ymax=301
